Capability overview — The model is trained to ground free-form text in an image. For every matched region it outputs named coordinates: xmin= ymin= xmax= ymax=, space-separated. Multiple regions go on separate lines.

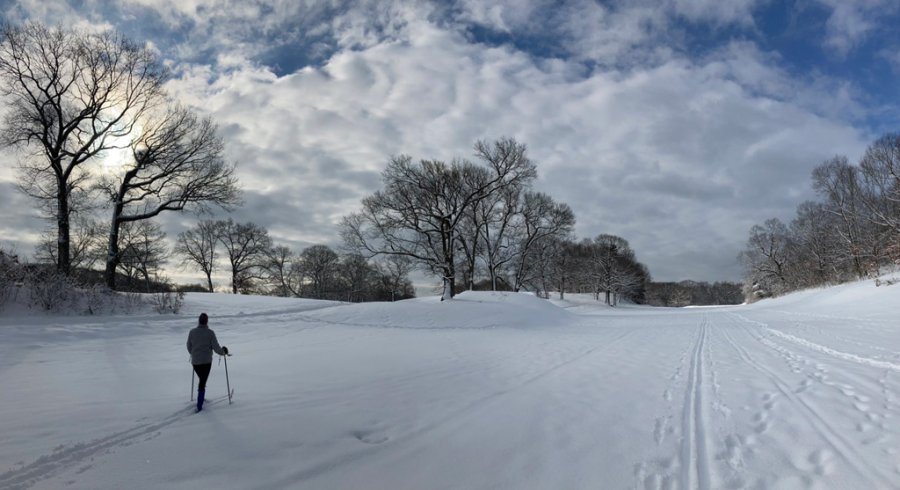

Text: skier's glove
xmin=222 ymin=346 xmax=229 ymax=355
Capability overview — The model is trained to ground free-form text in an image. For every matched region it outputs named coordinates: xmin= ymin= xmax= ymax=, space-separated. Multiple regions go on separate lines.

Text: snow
xmin=2 ymin=280 xmax=900 ymax=489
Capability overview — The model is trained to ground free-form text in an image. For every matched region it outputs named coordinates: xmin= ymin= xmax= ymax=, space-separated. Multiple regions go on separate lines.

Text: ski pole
xmin=223 ymin=354 xmax=233 ymax=404
xmin=190 ymin=359 xmax=195 ymax=401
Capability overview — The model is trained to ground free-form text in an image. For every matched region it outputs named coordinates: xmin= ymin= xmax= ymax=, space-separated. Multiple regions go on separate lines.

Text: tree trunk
xmin=104 ymin=196 xmax=126 ymax=289
xmin=206 ymin=272 xmax=214 ymax=293
xmin=57 ymin=182 xmax=71 ymax=276
xmin=441 ymin=258 xmax=456 ymax=301
xmin=104 ymin=223 xmax=120 ymax=290
xmin=441 ymin=276 xmax=454 ymax=301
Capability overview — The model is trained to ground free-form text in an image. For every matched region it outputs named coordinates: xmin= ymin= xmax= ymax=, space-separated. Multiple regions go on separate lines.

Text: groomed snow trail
xmin=1 ymin=284 xmax=899 ymax=489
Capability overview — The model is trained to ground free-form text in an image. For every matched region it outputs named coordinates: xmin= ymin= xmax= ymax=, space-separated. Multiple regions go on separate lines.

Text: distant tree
xmin=376 ymin=254 xmax=415 ymax=301
xmin=473 ymin=139 xmax=537 ymax=291
xmin=790 ymin=201 xmax=843 ymax=286
xmin=612 ymin=254 xmax=649 ymax=304
xmin=0 ymin=23 xmax=167 ymax=275
xmin=338 ymin=254 xmax=378 ymax=302
xmin=117 ymin=220 xmax=169 ymax=292
xmin=739 ymin=218 xmax=793 ymax=298
xmin=812 ymin=157 xmax=875 ymax=279
xmin=511 ymin=192 xmax=575 ymax=292
xmin=174 ymin=220 xmax=219 ymax=292
xmin=645 ymin=282 xmax=682 ymax=306
xmin=259 ymin=245 xmax=300 ymax=297
xmin=858 ymin=133 xmax=900 ymax=262
xmin=299 ymin=245 xmax=341 ymax=300
xmin=216 ymin=220 xmax=272 ymax=294
xmin=645 ymin=281 xmax=742 ymax=306
xmin=97 ymin=105 xmax=240 ymax=289
xmin=525 ymin=235 xmax=571 ymax=298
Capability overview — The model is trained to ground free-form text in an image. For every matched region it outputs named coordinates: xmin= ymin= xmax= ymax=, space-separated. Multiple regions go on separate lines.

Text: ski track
xmin=730 ymin=313 xmax=900 ymax=372
xmin=722 ymin=312 xmax=897 ymax=488
xmin=0 ymin=395 xmax=231 ymax=490
xmin=680 ymin=317 xmax=711 ymax=490
xmin=638 ymin=315 xmax=730 ymax=490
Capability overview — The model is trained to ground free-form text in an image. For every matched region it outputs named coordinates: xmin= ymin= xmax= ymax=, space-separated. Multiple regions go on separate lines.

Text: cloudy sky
xmin=1 ymin=0 xmax=899 ymax=285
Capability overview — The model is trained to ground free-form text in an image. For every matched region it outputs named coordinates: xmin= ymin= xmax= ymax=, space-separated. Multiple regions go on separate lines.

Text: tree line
xmin=740 ymin=133 xmax=900 ymax=299
xmin=175 ymin=219 xmax=414 ymax=301
xmin=644 ymin=281 xmax=743 ymax=307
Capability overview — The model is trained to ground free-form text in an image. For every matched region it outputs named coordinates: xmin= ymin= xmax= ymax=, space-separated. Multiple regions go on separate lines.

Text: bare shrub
xmin=149 ymin=276 xmax=184 ymax=314
xmin=0 ymin=250 xmax=24 ymax=309
xmin=26 ymin=267 xmax=77 ymax=312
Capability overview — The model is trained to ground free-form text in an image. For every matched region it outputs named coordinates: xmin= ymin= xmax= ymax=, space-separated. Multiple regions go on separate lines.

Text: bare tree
xmin=299 ymin=245 xmax=340 ymax=300
xmin=117 ymin=220 xmax=168 ymax=292
xmin=473 ymin=138 xmax=537 ymax=290
xmin=812 ymin=157 xmax=874 ymax=279
xmin=216 ymin=220 xmax=272 ymax=294
xmin=376 ymin=254 xmax=414 ymax=301
xmin=35 ymin=214 xmax=105 ymax=273
xmin=511 ymin=192 xmax=575 ymax=292
xmin=259 ymin=245 xmax=300 ymax=297
xmin=455 ymin=204 xmax=484 ymax=292
xmin=338 ymin=254 xmax=377 ymax=302
xmin=174 ymin=220 xmax=219 ymax=292
xmin=858 ymin=133 xmax=900 ymax=261
xmin=343 ymin=139 xmax=536 ymax=301
xmin=98 ymin=105 xmax=240 ymax=289
xmin=0 ymin=23 xmax=167 ymax=275
xmin=476 ymin=184 xmax=520 ymax=290
xmin=610 ymin=250 xmax=649 ymax=305
xmin=790 ymin=201 xmax=843 ymax=286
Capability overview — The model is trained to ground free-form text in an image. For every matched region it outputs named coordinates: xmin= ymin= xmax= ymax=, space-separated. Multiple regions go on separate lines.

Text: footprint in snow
xmin=808 ymin=449 xmax=834 ymax=476
xmin=352 ymin=430 xmax=389 ymax=445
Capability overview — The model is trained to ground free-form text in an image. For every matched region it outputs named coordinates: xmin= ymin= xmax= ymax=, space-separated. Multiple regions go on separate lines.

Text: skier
xmin=187 ymin=312 xmax=228 ymax=412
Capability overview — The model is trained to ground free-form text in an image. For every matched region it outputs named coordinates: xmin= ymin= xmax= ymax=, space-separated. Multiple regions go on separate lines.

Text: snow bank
xmin=177 ymin=292 xmax=345 ymax=318
xmin=745 ymin=276 xmax=900 ymax=319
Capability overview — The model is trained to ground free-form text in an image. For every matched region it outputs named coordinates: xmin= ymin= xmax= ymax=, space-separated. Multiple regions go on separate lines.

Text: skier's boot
xmin=197 ymin=389 xmax=205 ymax=412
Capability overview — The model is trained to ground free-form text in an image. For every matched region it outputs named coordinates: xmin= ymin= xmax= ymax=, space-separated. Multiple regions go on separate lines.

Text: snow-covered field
xmin=2 ymin=279 xmax=900 ymax=489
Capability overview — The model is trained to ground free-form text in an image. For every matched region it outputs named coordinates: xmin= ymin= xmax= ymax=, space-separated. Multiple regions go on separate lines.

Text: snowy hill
xmin=2 ymin=280 xmax=899 ymax=489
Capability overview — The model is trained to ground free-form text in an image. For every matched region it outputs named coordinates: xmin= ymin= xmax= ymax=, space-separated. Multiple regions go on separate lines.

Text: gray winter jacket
xmin=187 ymin=325 xmax=225 ymax=365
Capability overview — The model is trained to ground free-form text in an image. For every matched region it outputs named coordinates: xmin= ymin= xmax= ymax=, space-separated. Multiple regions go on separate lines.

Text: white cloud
xmin=666 ymin=0 xmax=762 ymax=25
xmin=157 ymin=11 xmax=868 ymax=281
xmin=812 ymin=0 xmax=898 ymax=56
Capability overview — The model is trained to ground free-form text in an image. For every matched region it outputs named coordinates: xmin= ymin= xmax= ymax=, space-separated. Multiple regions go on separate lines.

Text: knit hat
xmin=199 ymin=313 xmax=209 ymax=325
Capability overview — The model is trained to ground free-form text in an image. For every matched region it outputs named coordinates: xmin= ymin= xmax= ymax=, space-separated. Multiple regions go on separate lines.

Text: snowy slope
xmin=1 ymin=283 xmax=899 ymax=489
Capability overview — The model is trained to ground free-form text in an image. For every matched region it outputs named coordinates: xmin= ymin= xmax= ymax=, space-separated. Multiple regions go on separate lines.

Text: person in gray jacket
xmin=187 ymin=312 xmax=228 ymax=412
